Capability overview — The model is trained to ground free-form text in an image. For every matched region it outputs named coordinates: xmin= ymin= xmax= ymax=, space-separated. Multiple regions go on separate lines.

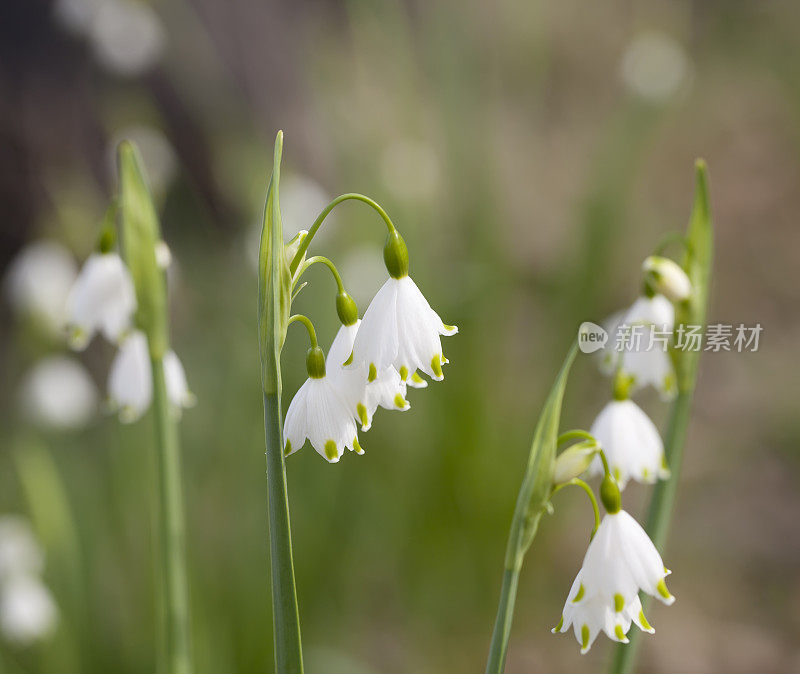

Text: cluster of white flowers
xmin=591 ymin=256 xmax=692 ymax=488
xmin=552 ymin=254 xmax=690 ymax=653
xmin=4 ymin=238 xmax=192 ymax=428
xmin=67 ymin=245 xmax=194 ymax=422
xmin=284 ymin=231 xmax=456 ymax=463
xmin=0 ymin=517 xmax=58 ymax=646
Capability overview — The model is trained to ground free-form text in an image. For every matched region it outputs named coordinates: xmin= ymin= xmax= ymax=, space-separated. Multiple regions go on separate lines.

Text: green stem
xmin=486 ymin=567 xmax=521 ymax=674
xmin=556 ymin=429 xmax=597 ymax=447
xmin=289 ymin=193 xmax=396 ymax=275
xmin=263 ymin=392 xmax=304 ymax=673
xmin=287 ymin=314 xmax=318 ymax=349
xmin=295 ymin=256 xmax=345 ymax=293
xmin=150 ymin=357 xmax=192 ymax=674
xmin=608 ymin=389 xmax=693 ymax=674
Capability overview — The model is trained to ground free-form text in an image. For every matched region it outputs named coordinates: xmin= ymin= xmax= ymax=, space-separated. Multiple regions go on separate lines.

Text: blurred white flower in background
xmin=0 ymin=576 xmax=58 ymax=646
xmin=66 ymin=252 xmax=137 ymax=349
xmin=52 ymin=0 xmax=104 ymax=35
xmin=279 ymin=175 xmax=332 ymax=242
xmin=0 ymin=518 xmax=44 ymax=582
xmin=108 ymin=126 xmax=177 ymax=195
xmin=339 ymin=244 xmax=387 ymax=308
xmin=380 ymin=138 xmax=440 ymax=200
xmin=4 ymin=241 xmax=78 ymax=335
xmin=246 ymin=175 xmax=332 ymax=270
xmin=19 ymin=356 xmax=98 ymax=431
xmin=620 ymin=31 xmax=692 ymax=103
xmin=90 ymin=0 xmax=165 ymax=77
xmin=0 ymin=517 xmax=57 ymax=646
xmin=108 ymin=331 xmax=194 ymax=423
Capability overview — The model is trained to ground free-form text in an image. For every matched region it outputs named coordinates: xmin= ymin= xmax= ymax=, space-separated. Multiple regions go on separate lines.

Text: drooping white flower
xmin=19 ymin=356 xmax=98 ymax=431
xmin=617 ymin=294 xmax=677 ymax=400
xmin=327 ymin=321 xmax=409 ymax=431
xmin=0 ymin=575 xmax=58 ymax=645
xmin=588 ymin=400 xmax=669 ymax=489
xmin=4 ymin=241 xmax=77 ymax=334
xmin=620 ymin=31 xmax=692 ymax=103
xmin=283 ymin=359 xmax=361 ymax=463
xmin=108 ymin=331 xmax=194 ymax=423
xmin=66 ymin=252 xmax=136 ymax=349
xmin=552 ymin=510 xmax=674 ymax=653
xmin=351 ymin=275 xmax=457 ymax=384
xmin=0 ymin=518 xmax=44 ymax=582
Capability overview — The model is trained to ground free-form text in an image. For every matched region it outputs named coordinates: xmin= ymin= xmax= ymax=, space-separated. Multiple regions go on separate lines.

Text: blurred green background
xmin=1 ymin=1 xmax=799 ymax=672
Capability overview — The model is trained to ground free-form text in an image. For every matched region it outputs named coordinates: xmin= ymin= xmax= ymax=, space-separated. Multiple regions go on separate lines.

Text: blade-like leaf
xmin=505 ymin=340 xmax=579 ymax=566
xmin=675 ymin=159 xmax=713 ymax=392
xmin=258 ymin=131 xmax=292 ymax=394
xmin=117 ymin=141 xmax=168 ymax=357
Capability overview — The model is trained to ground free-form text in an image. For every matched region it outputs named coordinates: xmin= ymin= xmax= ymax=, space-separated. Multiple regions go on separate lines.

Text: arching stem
xmin=289 ymin=193 xmax=397 ymax=275
xmin=295 ymin=256 xmax=345 ymax=294
xmin=551 ymin=478 xmax=602 ymax=538
xmin=287 ymin=314 xmax=318 ymax=349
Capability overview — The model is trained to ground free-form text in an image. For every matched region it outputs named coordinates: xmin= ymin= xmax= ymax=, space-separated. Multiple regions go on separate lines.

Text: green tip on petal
xmin=572 ymin=583 xmax=585 ymax=603
xmin=399 ymin=365 xmax=409 ymax=381
xmin=353 ymin=437 xmax=363 ymax=455
xmin=324 ymin=440 xmax=338 ymax=461
xmin=551 ymin=615 xmax=564 ymax=633
xmin=638 ymin=609 xmax=653 ymax=632
xmin=410 ymin=372 xmax=425 ymax=385
xmin=431 ymin=354 xmax=443 ymax=378
xmin=368 ymin=363 xmax=377 ymax=382
xmin=580 ymin=624 xmax=590 ymax=652
xmin=614 ymin=624 xmax=629 ymax=643
xmin=357 ymin=403 xmax=369 ymax=428
xmin=394 ymin=393 xmax=407 ymax=409
xmin=284 ymin=441 xmax=292 ymax=457
xmin=343 ymin=351 xmax=353 ymax=366
xmin=656 ymin=578 xmax=673 ymax=602
xmin=614 ymin=593 xmax=625 ymax=612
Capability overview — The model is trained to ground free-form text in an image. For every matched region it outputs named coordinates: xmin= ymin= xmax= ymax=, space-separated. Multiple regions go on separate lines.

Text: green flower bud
xmin=285 ymin=229 xmax=308 ymax=281
xmin=383 ymin=230 xmax=409 ymax=279
xmin=642 ymin=255 xmax=692 ymax=302
xmin=600 ymin=475 xmax=621 ymax=514
xmin=306 ymin=346 xmax=326 ymax=379
xmin=336 ymin=291 xmax=359 ymax=326
xmin=553 ymin=441 xmax=598 ymax=486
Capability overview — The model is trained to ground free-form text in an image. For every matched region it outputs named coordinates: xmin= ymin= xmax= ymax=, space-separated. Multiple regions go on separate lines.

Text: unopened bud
xmin=553 ymin=441 xmax=598 ymax=485
xmin=642 ymin=255 xmax=692 ymax=302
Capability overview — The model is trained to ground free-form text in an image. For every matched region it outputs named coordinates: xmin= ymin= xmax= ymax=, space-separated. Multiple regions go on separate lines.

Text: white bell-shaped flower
xmin=327 ymin=321 xmax=409 ymax=432
xmin=0 ymin=575 xmax=58 ymax=645
xmin=351 ymin=275 xmax=457 ymax=384
xmin=617 ymin=294 xmax=677 ymax=400
xmin=66 ymin=252 xmax=136 ymax=349
xmin=284 ymin=354 xmax=362 ymax=465
xmin=107 ymin=331 xmax=194 ymax=423
xmin=552 ymin=510 xmax=674 ymax=653
xmin=588 ymin=400 xmax=670 ymax=489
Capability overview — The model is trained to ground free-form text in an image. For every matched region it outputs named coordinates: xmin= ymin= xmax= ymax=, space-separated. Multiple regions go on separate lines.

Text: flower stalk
xmin=258 ymin=131 xmax=304 ymax=673
xmin=485 ymin=342 xmax=578 ymax=674
xmin=118 ymin=141 xmax=193 ymax=674
xmin=608 ymin=160 xmax=712 ymax=674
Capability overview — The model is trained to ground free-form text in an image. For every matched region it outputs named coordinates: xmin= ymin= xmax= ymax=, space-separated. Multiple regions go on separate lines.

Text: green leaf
xmin=504 ymin=341 xmax=579 ymax=569
xmin=258 ymin=131 xmax=292 ymax=394
xmin=675 ymin=159 xmax=713 ymax=392
xmin=117 ymin=141 xmax=168 ymax=357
